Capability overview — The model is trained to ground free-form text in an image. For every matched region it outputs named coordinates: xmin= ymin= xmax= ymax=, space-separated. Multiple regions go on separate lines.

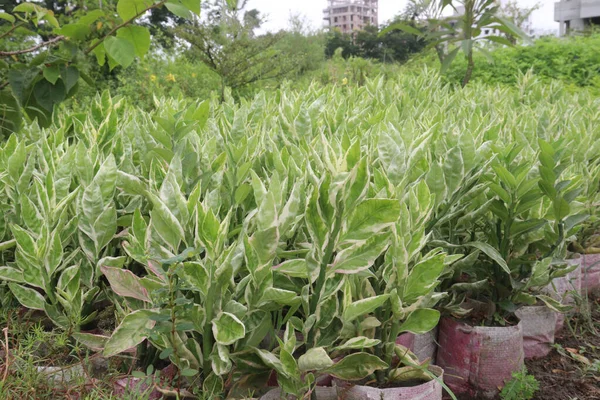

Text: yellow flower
xmin=150 ymin=74 xmax=157 ymax=82
xmin=342 ymin=77 xmax=348 ymax=85
xmin=166 ymin=73 xmax=176 ymax=82
xmin=191 ymin=73 xmax=197 ymax=78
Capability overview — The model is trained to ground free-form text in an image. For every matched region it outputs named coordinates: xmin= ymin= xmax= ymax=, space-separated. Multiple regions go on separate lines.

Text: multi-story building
xmin=554 ymin=0 xmax=600 ymax=35
xmin=323 ymin=0 xmax=378 ymax=34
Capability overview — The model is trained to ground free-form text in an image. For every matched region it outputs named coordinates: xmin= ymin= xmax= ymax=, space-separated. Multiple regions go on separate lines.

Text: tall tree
xmin=500 ymin=0 xmax=540 ymax=44
xmin=0 ymin=0 xmax=201 ymax=134
xmin=386 ymin=0 xmax=530 ymax=86
xmin=324 ymin=29 xmax=358 ymax=59
xmin=176 ymin=0 xmax=297 ymax=101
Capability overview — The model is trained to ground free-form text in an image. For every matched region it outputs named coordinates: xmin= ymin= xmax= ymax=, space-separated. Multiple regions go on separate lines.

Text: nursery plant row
xmin=0 ymin=72 xmax=598 ymax=399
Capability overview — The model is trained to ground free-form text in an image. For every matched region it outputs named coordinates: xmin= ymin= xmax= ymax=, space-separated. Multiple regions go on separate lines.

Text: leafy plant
xmin=500 ymin=367 xmax=539 ymax=400
xmin=0 ymin=0 xmax=202 ymax=134
xmin=385 ymin=0 xmax=531 ymax=86
xmin=435 ymin=139 xmax=584 ymax=321
xmin=0 ymin=70 xmax=596 ymax=398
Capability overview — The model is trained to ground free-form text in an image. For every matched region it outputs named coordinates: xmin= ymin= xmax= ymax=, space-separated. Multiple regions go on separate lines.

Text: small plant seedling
xmin=500 ymin=367 xmax=539 ymax=400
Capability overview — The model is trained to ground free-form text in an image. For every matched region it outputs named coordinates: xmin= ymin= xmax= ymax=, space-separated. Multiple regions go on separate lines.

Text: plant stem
xmin=307 ymin=209 xmax=343 ymax=348
xmin=0 ymin=36 xmax=64 ymax=57
xmin=0 ymin=22 xmax=25 ymax=40
xmin=307 ymin=206 xmax=343 ymax=400
xmin=500 ymin=202 xmax=514 ymax=260
xmin=203 ymin=265 xmax=216 ymax=378
xmin=544 ymin=221 xmax=564 ymax=258
xmin=462 ymin=50 xmax=474 ymax=88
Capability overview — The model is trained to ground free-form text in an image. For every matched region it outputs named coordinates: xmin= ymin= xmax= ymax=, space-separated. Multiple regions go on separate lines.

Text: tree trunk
xmin=435 ymin=44 xmax=445 ymax=65
xmin=220 ymin=77 xmax=226 ymax=103
xmin=462 ymin=51 xmax=474 ymax=87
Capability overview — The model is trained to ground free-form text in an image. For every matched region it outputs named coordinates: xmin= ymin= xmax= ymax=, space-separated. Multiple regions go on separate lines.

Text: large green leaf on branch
xmin=104 ymin=36 xmax=135 ymax=68
xmin=8 ymin=283 xmax=45 ymax=310
xmin=117 ymin=0 xmax=153 ymax=20
xmin=104 ymin=309 xmax=157 ymax=356
xmin=398 ymin=309 xmax=440 ymax=334
xmin=212 ymin=312 xmax=246 ymax=345
xmin=116 ymin=26 xmax=151 ymax=58
xmin=323 ymin=353 xmax=388 ymax=380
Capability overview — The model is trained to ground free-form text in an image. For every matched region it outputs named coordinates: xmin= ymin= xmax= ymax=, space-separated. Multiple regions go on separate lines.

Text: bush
xmin=443 ymin=33 xmax=600 ymax=92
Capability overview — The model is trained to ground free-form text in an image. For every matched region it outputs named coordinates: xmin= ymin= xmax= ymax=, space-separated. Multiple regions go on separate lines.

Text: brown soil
xmin=527 ymin=291 xmax=600 ymax=400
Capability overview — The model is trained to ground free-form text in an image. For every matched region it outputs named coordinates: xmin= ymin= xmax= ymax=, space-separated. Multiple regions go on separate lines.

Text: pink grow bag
xmin=261 ymin=366 xmax=444 ymax=400
xmin=515 ymin=306 xmax=556 ymax=359
xmin=396 ymin=327 xmax=438 ymax=364
xmin=581 ymin=254 xmax=600 ymax=293
xmin=436 ymin=317 xmax=524 ymax=399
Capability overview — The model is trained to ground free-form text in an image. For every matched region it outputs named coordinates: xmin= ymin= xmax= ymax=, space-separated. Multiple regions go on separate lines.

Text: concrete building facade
xmin=554 ymin=0 xmax=600 ymax=35
xmin=323 ymin=0 xmax=378 ymax=34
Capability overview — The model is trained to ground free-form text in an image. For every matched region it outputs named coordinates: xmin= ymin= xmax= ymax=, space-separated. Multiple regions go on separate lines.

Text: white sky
xmin=250 ymin=0 xmax=558 ymax=33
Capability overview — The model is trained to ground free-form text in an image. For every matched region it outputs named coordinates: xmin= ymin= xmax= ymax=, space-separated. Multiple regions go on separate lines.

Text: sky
xmin=250 ymin=0 xmax=559 ymax=33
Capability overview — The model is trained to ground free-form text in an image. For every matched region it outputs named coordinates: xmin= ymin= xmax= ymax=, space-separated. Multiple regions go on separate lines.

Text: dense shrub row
xmin=441 ymin=33 xmax=600 ymax=92
xmin=0 ymin=72 xmax=598 ymax=397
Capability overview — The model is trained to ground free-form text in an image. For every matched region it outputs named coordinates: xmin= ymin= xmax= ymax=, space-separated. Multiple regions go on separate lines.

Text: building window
xmin=334 ymin=17 xmax=338 ymax=23
xmin=351 ymin=15 xmax=353 ymax=21
xmin=484 ymin=29 xmax=489 ymax=35
xmin=351 ymin=24 xmax=354 ymax=29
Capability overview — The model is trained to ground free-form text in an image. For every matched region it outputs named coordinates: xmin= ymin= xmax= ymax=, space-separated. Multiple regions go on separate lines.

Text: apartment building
xmin=554 ymin=0 xmax=600 ymax=35
xmin=323 ymin=0 xmax=378 ymax=33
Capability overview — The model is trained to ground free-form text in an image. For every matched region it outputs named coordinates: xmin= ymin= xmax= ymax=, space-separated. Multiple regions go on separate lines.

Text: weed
xmin=500 ymin=367 xmax=539 ymax=400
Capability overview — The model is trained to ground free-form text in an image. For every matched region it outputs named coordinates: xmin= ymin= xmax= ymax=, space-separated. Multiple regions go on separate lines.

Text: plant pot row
xmin=261 ymin=366 xmax=444 ymax=400
xmin=260 ymin=308 xmax=550 ymax=400
xmin=398 ymin=308 xmax=554 ymax=399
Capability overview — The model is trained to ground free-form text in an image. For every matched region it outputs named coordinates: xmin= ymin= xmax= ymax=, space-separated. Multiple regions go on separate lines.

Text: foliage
xmin=175 ymin=0 xmax=299 ymax=101
xmin=442 ymin=33 xmax=600 ymax=94
xmin=0 ymin=0 xmax=201 ymax=136
xmin=325 ymin=21 xmax=427 ymax=64
xmin=105 ymin=53 xmax=221 ymax=110
xmin=0 ymin=70 xmax=597 ymax=396
xmin=499 ymin=0 xmax=540 ymax=44
xmin=386 ymin=0 xmax=530 ymax=86
xmin=500 ymin=367 xmax=539 ymax=400
xmin=434 ymin=136 xmax=583 ymax=321
xmin=275 ymin=14 xmax=326 ymax=77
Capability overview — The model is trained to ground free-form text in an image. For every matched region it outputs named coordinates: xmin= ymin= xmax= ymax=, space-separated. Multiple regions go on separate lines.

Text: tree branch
xmin=0 ymin=22 xmax=26 ymax=40
xmin=0 ymin=35 xmax=64 ymax=57
xmin=85 ymin=0 xmax=167 ymax=54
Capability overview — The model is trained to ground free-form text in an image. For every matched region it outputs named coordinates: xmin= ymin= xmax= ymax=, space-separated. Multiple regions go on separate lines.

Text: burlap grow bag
xmin=261 ymin=366 xmax=444 ymax=400
xmin=396 ymin=326 xmax=438 ymax=363
xmin=436 ymin=317 xmax=524 ymax=399
xmin=515 ymin=306 xmax=556 ymax=359
xmin=582 ymin=254 xmax=600 ymax=293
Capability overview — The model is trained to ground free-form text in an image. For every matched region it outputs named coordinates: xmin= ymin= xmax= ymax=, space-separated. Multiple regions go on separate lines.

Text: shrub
xmin=443 ymin=33 xmax=600 ymax=93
